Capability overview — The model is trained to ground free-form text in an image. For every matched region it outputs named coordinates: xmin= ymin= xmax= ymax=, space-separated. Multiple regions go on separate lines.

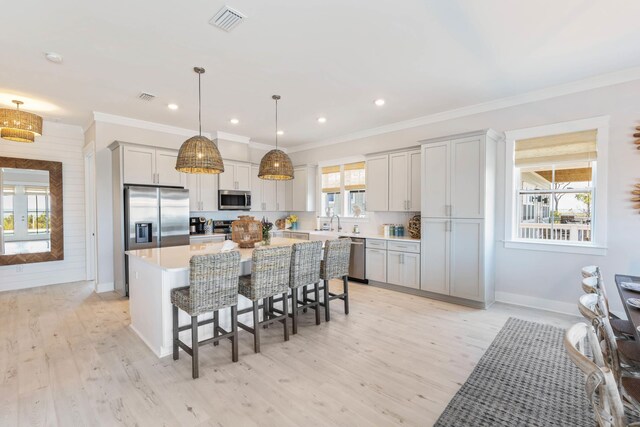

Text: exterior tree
xmin=575 ymin=193 xmax=592 ymax=217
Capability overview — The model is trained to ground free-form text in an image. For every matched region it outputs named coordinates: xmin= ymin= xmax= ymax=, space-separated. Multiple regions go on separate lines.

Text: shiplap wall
xmin=0 ymin=121 xmax=86 ymax=291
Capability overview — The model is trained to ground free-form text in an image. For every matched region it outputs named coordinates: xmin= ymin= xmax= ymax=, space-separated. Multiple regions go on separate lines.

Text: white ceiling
xmin=2 ymin=0 xmax=640 ymax=147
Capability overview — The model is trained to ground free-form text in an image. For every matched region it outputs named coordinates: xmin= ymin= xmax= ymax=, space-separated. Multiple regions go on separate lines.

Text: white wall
xmin=290 ymin=79 xmax=640 ymax=316
xmin=0 ymin=121 xmax=86 ymax=291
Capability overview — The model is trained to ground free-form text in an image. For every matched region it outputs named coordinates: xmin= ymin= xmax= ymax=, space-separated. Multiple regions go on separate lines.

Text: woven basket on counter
xmin=231 ymin=216 xmax=262 ymax=248
xmin=408 ymin=214 xmax=421 ymax=239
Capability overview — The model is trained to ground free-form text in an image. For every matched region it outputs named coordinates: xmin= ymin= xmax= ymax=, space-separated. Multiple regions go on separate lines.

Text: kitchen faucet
xmin=330 ymin=214 xmax=342 ymax=232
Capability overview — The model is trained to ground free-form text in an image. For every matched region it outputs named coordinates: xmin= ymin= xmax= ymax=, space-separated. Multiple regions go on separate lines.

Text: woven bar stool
xmin=171 ymin=251 xmax=241 ymax=379
xmin=238 ymin=245 xmax=291 ymax=353
xmin=319 ymin=238 xmax=351 ymax=322
xmin=288 ymin=241 xmax=322 ymax=334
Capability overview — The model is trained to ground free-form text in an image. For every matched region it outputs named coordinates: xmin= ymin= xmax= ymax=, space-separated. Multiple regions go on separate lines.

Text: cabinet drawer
xmin=387 ymin=240 xmax=420 ymax=253
xmin=366 ymin=239 xmax=387 ymax=249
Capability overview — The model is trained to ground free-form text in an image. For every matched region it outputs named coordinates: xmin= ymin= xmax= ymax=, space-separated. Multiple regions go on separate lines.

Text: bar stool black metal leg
xmin=314 ymin=282 xmax=321 ymax=325
xmin=343 ymin=276 xmax=349 ymax=315
xmin=291 ymin=288 xmax=298 ymax=335
xmin=253 ymin=300 xmax=261 ymax=353
xmin=213 ymin=310 xmax=219 ymax=346
xmin=282 ymin=292 xmax=289 ymax=341
xmin=263 ymin=298 xmax=269 ymax=328
xmin=302 ymin=285 xmax=308 ymax=313
xmin=172 ymin=305 xmax=179 ymax=360
xmin=191 ymin=315 xmax=199 ymax=379
xmin=231 ymin=305 xmax=238 ymax=362
xmin=324 ymin=279 xmax=331 ymax=322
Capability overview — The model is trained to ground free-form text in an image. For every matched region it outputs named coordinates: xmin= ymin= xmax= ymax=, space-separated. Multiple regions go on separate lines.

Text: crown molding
xmin=248 ymin=140 xmax=288 ymax=153
xmin=287 ymin=66 xmax=640 ymax=154
xmin=213 ymin=131 xmax=251 ymax=144
xmin=91 ymin=112 xmax=211 ymax=139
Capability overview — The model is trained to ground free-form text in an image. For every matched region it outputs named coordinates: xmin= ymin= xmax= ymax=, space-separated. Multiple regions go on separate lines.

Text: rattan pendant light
xmin=0 ymin=100 xmax=43 ymax=143
xmin=175 ymin=67 xmax=224 ymax=174
xmin=258 ymin=95 xmax=294 ymax=180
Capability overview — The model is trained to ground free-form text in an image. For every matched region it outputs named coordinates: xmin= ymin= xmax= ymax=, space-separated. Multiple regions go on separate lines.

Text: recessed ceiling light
xmin=230 ymin=118 xmax=239 ymax=125
xmin=44 ymin=52 xmax=63 ymax=64
xmin=317 ymin=117 xmax=327 ymax=124
xmin=167 ymin=103 xmax=179 ymax=110
xmin=277 ymin=130 xmax=284 ymax=135
xmin=374 ymin=99 xmax=385 ymax=106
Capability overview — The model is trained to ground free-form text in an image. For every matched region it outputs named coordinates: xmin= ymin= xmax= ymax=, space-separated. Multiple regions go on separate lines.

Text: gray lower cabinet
xmin=365 ymin=248 xmax=387 ymax=282
xmin=366 ymin=239 xmax=420 ymax=288
xmin=387 ymin=251 xmax=420 ymax=289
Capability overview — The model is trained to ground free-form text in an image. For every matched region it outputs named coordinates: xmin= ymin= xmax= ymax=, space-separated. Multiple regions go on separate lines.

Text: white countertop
xmin=126 ymin=237 xmax=301 ymax=272
xmin=278 ymin=229 xmax=420 ymax=242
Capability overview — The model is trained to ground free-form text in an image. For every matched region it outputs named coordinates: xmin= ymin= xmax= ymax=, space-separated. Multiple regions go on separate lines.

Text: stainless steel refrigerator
xmin=123 ymin=185 xmax=189 ymax=295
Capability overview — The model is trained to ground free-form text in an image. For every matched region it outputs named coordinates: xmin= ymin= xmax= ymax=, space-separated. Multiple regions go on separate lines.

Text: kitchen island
xmin=126 ymin=237 xmax=301 ymax=358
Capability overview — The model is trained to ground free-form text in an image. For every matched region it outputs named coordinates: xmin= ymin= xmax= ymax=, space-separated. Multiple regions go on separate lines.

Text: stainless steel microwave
xmin=218 ymin=190 xmax=251 ymax=210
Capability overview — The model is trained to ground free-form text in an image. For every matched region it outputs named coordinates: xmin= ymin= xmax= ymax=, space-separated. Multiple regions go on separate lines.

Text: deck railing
xmin=519 ymin=222 xmax=591 ymax=242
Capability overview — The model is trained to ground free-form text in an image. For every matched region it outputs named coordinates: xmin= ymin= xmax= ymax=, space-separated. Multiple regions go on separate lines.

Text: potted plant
xmin=261 ymin=217 xmax=273 ymax=246
xmin=287 ymin=214 xmax=298 ymax=230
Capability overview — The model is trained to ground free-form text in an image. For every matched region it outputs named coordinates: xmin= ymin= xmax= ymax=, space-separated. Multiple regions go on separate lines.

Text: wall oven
xmin=218 ymin=190 xmax=251 ymax=210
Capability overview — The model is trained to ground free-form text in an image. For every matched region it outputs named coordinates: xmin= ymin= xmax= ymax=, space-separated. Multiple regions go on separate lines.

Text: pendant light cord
xmin=275 ymin=97 xmax=278 ymax=149
xmin=198 ymin=71 xmax=202 ymax=136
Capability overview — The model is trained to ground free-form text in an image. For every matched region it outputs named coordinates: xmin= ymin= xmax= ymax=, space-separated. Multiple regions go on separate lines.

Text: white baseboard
xmin=495 ymin=291 xmax=579 ymax=317
xmin=95 ymin=281 xmax=114 ymax=293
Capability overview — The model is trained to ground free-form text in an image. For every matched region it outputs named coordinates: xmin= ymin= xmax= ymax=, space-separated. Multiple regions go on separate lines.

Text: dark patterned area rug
xmin=434 ymin=317 xmax=593 ymax=427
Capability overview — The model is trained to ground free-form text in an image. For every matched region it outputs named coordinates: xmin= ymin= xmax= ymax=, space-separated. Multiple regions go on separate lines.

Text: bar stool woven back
xmin=172 ymin=252 xmax=241 ymax=316
xmin=290 ymin=240 xmax=322 ymax=289
xmin=320 ymin=238 xmax=351 ymax=281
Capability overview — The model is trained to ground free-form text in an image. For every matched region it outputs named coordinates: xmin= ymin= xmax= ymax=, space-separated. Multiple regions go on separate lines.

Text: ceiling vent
xmin=138 ymin=92 xmax=156 ymax=101
xmin=209 ymin=6 xmax=245 ymax=32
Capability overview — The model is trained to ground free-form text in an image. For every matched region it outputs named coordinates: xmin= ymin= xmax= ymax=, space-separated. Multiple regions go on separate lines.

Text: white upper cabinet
xmin=123 ymin=145 xmax=156 ymax=185
xmin=277 ymin=181 xmax=291 ymax=212
xmin=409 ymin=150 xmax=421 ymax=212
xmin=389 ymin=153 xmax=408 ymax=211
xmin=250 ymin=166 xmax=263 ymax=212
xmin=291 ymin=166 xmax=316 ymax=212
xmin=422 ymin=136 xmax=486 ymax=219
xmin=187 ymin=173 xmax=218 ymax=212
xmin=421 ymin=142 xmax=449 ymax=218
xmin=365 ymin=155 xmax=389 ymax=212
xmin=263 ymin=180 xmax=277 ymax=211
xmin=155 ymin=149 xmax=185 ymax=187
xmin=122 ymin=144 xmax=185 ymax=187
xmin=388 ymin=150 xmax=421 ymax=212
xmin=451 ymin=137 xmax=484 ymax=219
xmin=251 ymin=165 xmax=292 ymax=212
xmin=220 ymin=161 xmax=251 ymax=191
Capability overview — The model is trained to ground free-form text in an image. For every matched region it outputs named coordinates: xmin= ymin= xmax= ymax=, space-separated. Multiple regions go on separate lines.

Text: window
xmin=26 ymin=186 xmax=50 ymax=234
xmin=321 ymin=165 xmax=342 ymax=216
xmin=2 ymin=185 xmax=14 ymax=235
xmin=505 ymin=117 xmax=608 ymax=255
xmin=320 ymin=161 xmax=366 ymax=218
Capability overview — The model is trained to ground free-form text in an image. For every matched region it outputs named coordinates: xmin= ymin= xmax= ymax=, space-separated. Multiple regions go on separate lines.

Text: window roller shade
xmin=515 ymin=129 xmax=597 ymax=167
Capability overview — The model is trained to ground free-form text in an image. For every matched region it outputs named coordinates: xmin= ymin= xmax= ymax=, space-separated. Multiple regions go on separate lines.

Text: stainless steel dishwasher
xmin=341 ymin=236 xmax=367 ymax=283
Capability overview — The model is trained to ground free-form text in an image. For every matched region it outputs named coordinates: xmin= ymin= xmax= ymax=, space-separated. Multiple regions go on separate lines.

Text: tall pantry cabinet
xmin=420 ymin=130 xmax=501 ymax=308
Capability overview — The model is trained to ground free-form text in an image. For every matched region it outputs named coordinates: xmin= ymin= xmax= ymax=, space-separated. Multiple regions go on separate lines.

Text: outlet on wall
xmin=16 ymin=265 xmax=23 ymax=272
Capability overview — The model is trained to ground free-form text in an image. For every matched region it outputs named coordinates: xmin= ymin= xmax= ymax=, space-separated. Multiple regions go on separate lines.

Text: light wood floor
xmin=0 ymin=280 xmax=579 ymax=426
